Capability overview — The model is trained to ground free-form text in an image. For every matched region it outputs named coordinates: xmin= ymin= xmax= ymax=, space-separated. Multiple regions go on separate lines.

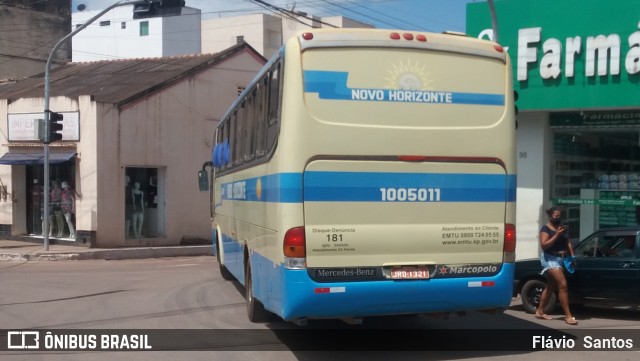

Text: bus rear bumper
xmin=275 ymin=263 xmax=515 ymax=321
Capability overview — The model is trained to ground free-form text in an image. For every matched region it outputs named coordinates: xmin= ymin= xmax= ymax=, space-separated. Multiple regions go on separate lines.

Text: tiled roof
xmin=0 ymin=42 xmax=263 ymax=107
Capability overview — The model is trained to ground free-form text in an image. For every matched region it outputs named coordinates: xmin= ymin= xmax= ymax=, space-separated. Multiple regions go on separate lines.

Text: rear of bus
xmin=277 ymin=29 xmax=516 ymax=321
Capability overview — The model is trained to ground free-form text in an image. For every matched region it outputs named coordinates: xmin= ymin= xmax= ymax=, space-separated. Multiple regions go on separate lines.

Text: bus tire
xmin=245 ymin=261 xmax=271 ymax=322
xmin=520 ymin=279 xmax=556 ymax=314
xmin=215 ymin=234 xmax=234 ymax=281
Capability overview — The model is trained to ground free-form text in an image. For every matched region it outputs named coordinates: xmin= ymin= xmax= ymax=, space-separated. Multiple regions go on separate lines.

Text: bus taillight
xmin=504 ymin=224 xmax=516 ymax=253
xmin=302 ymin=32 xmax=314 ymax=40
xmin=494 ymin=44 xmax=504 ymax=53
xmin=390 ymin=32 xmax=401 ymax=40
xmin=283 ymin=227 xmax=306 ymax=269
xmin=403 ymin=33 xmax=414 ymax=41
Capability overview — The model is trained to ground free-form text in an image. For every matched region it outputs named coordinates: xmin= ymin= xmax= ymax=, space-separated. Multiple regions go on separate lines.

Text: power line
xmin=249 ymin=0 xmax=338 ymax=28
xmin=312 ymin=0 xmax=407 ymax=29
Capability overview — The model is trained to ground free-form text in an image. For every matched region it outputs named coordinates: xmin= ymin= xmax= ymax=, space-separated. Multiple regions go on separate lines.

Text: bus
xmin=203 ymin=28 xmax=517 ymax=324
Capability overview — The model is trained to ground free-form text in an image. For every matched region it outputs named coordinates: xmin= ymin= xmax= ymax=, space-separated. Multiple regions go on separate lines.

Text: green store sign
xmin=550 ymin=110 xmax=640 ymax=127
xmin=467 ymin=0 xmax=640 ymax=111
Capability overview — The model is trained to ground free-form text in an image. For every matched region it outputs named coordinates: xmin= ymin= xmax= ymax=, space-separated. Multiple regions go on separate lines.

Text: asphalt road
xmin=0 ymin=256 xmax=638 ymax=360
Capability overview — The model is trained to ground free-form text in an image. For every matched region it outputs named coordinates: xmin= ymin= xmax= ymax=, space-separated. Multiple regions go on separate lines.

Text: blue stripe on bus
xmin=220 ymin=173 xmax=303 ymax=203
xmin=303 ymin=70 xmax=505 ymax=106
xmin=220 ymin=172 xmax=516 ymax=203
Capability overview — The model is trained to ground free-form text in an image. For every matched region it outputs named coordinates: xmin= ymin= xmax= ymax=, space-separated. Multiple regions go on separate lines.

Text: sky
xmin=70 ymin=0 xmax=479 ymax=33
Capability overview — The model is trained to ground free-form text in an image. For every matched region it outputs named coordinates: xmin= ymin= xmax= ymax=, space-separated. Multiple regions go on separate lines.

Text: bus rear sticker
xmin=311 ymin=227 xmax=357 ymax=253
xmin=441 ymin=225 xmax=502 ymax=246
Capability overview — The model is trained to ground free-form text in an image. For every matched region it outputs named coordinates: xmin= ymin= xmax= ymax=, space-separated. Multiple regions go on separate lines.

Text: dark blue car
xmin=513 ymin=227 xmax=640 ymax=314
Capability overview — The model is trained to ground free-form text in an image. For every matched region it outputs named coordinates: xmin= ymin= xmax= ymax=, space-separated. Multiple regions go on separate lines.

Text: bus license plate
xmin=390 ymin=267 xmax=430 ymax=280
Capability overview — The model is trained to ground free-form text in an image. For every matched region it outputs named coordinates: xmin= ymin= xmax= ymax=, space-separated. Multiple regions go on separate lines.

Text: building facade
xmin=71 ymin=4 xmax=201 ymax=62
xmin=467 ymin=0 xmax=640 ymax=259
xmin=0 ymin=44 xmax=265 ymax=247
xmin=201 ymin=13 xmax=373 ymax=59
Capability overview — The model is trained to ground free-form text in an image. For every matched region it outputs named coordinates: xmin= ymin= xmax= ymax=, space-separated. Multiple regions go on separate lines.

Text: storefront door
xmin=26 ymin=162 xmax=75 ymax=237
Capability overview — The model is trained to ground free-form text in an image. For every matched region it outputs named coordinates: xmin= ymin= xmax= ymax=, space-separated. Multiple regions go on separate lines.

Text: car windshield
xmin=575 ymin=231 xmax=637 ymax=258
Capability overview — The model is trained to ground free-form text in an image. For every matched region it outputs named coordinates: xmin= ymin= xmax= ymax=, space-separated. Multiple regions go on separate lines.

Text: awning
xmin=0 ymin=152 xmax=76 ymax=165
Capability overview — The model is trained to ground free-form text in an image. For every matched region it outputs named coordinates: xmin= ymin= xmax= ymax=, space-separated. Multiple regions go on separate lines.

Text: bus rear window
xmin=302 ymin=48 xmax=507 ymax=128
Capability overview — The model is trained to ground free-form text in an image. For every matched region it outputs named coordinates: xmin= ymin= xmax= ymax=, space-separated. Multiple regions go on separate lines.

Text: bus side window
xmin=222 ymin=121 xmax=230 ymax=169
xmin=230 ymin=110 xmax=239 ymax=167
xmin=244 ymin=93 xmax=255 ymax=161
xmin=268 ymin=62 xmax=281 ymax=126
xmin=214 ymin=124 xmax=223 ymax=169
xmin=266 ymin=61 xmax=281 ymax=150
xmin=259 ymin=78 xmax=270 ymax=155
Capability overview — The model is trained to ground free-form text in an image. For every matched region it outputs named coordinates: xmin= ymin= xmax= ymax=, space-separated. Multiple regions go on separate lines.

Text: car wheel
xmin=520 ymin=279 xmax=557 ymax=314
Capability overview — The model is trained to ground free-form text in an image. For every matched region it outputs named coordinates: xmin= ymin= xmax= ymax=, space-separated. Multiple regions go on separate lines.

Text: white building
xmin=72 ymin=4 xmax=201 ymax=62
xmin=72 ymin=3 xmax=371 ymax=62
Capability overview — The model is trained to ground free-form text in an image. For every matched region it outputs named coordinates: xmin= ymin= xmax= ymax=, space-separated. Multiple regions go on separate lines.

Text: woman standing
xmin=535 ymin=207 xmax=578 ymax=325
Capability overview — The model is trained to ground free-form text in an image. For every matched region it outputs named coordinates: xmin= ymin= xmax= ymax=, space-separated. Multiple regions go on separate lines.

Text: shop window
xmin=125 ymin=167 xmax=164 ymax=239
xmin=27 ymin=162 xmax=76 ymax=238
xmin=552 ymin=129 xmax=640 ymax=239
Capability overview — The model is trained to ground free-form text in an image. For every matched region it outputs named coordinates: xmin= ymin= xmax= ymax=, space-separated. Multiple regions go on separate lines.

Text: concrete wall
xmin=202 ymin=14 xmax=372 ymax=60
xmin=162 ymin=7 xmax=202 ymax=57
xmin=202 ymin=14 xmax=283 ymax=59
xmin=515 ymin=111 xmax=551 ymax=260
xmin=0 ymin=0 xmax=71 ymax=79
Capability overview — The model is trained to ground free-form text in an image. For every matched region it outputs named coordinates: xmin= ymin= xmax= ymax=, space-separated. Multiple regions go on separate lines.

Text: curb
xmin=0 ymin=245 xmax=213 ymax=262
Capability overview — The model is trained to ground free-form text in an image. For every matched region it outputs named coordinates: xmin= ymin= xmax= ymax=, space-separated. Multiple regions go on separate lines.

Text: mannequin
xmin=125 ymin=176 xmax=132 ymax=238
xmin=60 ymin=181 xmax=75 ymax=239
xmin=131 ymin=181 xmax=144 ymax=238
xmin=50 ymin=180 xmax=64 ymax=238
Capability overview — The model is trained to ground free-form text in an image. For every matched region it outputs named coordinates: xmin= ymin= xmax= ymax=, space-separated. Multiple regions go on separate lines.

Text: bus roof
xmin=291 ymin=28 xmax=507 ymax=63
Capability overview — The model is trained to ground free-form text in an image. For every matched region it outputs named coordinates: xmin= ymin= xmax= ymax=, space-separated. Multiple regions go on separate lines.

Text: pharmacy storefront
xmin=468 ymin=0 xmax=640 ymax=258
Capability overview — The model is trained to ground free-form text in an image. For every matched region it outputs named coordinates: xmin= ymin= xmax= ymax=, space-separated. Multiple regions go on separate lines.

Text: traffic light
xmin=47 ymin=110 xmax=64 ymax=143
xmin=133 ymin=0 xmax=185 ymax=19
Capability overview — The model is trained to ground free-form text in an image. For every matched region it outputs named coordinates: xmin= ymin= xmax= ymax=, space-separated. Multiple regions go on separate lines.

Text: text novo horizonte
xmin=352 ymin=89 xmax=453 ymax=103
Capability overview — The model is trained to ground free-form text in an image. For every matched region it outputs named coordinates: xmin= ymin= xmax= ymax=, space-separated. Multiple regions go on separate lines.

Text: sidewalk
xmin=0 ymin=239 xmax=213 ymax=262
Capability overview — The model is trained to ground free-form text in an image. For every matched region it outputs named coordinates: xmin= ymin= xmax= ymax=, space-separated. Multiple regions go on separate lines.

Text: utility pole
xmin=487 ymin=0 xmax=499 ymax=43
xmin=43 ymin=0 xmax=147 ymax=250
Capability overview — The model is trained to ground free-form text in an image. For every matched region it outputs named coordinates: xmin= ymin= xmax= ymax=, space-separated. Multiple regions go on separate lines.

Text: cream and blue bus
xmin=205 ymin=28 xmax=517 ymax=324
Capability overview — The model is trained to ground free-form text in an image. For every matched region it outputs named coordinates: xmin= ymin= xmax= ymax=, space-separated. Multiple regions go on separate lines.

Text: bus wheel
xmin=245 ymin=261 xmax=271 ymax=322
xmin=520 ymin=279 xmax=556 ymax=314
xmin=215 ymin=234 xmax=234 ymax=281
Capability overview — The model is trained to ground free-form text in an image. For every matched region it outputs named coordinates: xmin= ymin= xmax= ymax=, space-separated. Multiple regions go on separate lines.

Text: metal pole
xmin=43 ymin=0 xmax=145 ymax=250
xmin=487 ymin=0 xmax=499 ymax=43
